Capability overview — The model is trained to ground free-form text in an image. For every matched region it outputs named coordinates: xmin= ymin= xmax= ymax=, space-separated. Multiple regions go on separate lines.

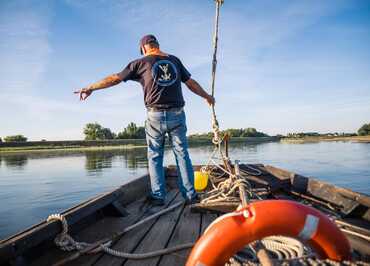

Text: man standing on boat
xmin=75 ymin=35 xmax=215 ymax=205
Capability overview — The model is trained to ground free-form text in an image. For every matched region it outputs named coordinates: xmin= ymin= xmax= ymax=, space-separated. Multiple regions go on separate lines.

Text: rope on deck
xmin=101 ymin=242 xmax=194 ymax=259
xmin=47 ymin=201 xmax=194 ymax=266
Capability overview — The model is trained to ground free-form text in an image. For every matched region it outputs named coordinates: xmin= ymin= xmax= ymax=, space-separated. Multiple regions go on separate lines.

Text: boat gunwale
xmin=0 ymin=173 xmax=151 ymax=263
xmin=263 ymin=164 xmax=370 ymax=208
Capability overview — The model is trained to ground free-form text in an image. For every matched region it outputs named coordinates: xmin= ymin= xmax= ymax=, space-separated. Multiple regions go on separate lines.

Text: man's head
xmin=140 ymin=34 xmax=159 ymax=55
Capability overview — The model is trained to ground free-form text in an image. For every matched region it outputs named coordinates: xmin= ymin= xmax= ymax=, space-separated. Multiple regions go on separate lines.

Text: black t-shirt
xmin=118 ymin=54 xmax=191 ymax=109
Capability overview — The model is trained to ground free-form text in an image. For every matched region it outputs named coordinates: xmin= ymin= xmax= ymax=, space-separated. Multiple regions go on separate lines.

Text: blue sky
xmin=1 ymin=0 xmax=369 ymax=140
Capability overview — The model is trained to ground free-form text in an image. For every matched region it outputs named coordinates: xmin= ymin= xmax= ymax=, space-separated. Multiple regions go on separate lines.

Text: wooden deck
xmin=31 ymin=188 xmax=217 ymax=266
xmin=2 ymin=164 xmax=369 ymax=265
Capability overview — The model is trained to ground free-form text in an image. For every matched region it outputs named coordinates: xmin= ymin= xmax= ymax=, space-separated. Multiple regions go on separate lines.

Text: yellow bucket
xmin=194 ymin=171 xmax=209 ymax=192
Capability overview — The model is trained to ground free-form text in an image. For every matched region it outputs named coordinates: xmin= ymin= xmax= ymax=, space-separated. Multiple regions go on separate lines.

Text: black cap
xmin=139 ymin=34 xmax=159 ymax=54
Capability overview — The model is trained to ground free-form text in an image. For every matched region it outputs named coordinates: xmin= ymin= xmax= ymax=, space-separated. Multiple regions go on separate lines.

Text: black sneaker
xmin=185 ymin=194 xmax=200 ymax=205
xmin=146 ymin=195 xmax=165 ymax=206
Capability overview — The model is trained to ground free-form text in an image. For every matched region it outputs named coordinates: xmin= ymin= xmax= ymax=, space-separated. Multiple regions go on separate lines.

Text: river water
xmin=0 ymin=141 xmax=369 ymax=239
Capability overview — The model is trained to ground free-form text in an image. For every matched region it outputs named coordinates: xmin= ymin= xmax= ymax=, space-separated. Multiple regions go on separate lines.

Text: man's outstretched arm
xmin=74 ymin=73 xmax=123 ymax=101
xmin=185 ymin=78 xmax=215 ymax=106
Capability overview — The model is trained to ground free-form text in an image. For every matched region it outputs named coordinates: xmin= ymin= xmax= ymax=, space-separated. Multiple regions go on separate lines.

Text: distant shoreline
xmin=0 ymin=145 xmax=149 ymax=154
xmin=281 ymin=135 xmax=370 ymax=143
xmin=1 ymin=136 xmax=368 ymax=154
xmin=0 ymin=137 xmax=279 ymax=153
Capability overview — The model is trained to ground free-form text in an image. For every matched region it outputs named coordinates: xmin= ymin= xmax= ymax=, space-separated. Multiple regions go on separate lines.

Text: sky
xmin=0 ymin=0 xmax=369 ymax=140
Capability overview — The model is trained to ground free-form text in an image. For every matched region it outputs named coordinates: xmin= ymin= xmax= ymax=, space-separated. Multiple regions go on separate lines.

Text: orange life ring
xmin=186 ymin=200 xmax=351 ymax=266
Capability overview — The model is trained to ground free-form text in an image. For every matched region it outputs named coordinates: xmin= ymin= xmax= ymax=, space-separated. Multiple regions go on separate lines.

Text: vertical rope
xmin=210 ymin=0 xmax=223 ymax=98
xmin=210 ymin=0 xmax=224 ymax=145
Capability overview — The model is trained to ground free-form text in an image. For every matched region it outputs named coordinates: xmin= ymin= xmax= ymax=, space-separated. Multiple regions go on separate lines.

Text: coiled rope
xmin=199 ymin=156 xmax=263 ymax=205
xmin=233 ymin=236 xmax=307 ymax=262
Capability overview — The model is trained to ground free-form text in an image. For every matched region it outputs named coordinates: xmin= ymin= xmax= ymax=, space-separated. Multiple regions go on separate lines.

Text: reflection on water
xmin=85 ymin=152 xmax=113 ymax=173
xmin=84 ymin=149 xmax=148 ymax=175
xmin=0 ymin=142 xmax=369 ymax=239
xmin=2 ymin=154 xmax=28 ymax=170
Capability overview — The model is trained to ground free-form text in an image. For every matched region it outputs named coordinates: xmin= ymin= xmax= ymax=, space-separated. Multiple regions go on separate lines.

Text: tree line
xmin=358 ymin=123 xmax=370 ymax=136
xmin=83 ymin=122 xmax=145 ymax=140
xmin=189 ymin=127 xmax=269 ymax=138
xmin=0 ymin=135 xmax=27 ymax=142
xmin=1 ymin=122 xmax=370 ymax=142
xmin=286 ymin=132 xmax=358 ymax=138
xmin=286 ymin=123 xmax=370 ymax=138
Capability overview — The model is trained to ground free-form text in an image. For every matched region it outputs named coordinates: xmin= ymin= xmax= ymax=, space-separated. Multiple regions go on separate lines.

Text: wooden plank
xmin=102 ymin=200 xmax=130 ymax=217
xmin=66 ymin=193 xmax=159 ymax=266
xmin=73 ymin=190 xmax=179 ymax=266
xmin=345 ymin=234 xmax=370 ymax=258
xmin=290 ymin=175 xmax=361 ymax=215
xmin=158 ymin=205 xmax=201 ymax=266
xmin=93 ymin=190 xmax=180 ymax=266
xmin=30 ymin=196 xmax=151 ymax=266
xmin=243 ymin=164 xmax=290 ymax=191
xmin=0 ymin=174 xmax=150 ymax=265
xmin=200 ymin=213 xmax=218 ymax=235
xmin=306 ymin=179 xmax=367 ymax=213
xmin=121 ymin=194 xmax=185 ymax=266
xmin=186 ymin=211 xmax=218 ymax=265
xmin=263 ymin=165 xmax=293 ymax=181
xmin=191 ymin=202 xmax=239 ymax=213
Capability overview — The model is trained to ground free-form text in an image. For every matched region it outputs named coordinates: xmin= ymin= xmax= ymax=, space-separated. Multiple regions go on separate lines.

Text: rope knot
xmin=47 ymin=213 xmax=90 ymax=251
xmin=211 ymin=116 xmax=222 ymax=145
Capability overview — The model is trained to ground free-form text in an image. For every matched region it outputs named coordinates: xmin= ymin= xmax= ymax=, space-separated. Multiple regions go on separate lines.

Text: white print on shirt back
xmin=151 ymin=60 xmax=178 ymax=87
xmin=158 ymin=64 xmax=171 ymax=82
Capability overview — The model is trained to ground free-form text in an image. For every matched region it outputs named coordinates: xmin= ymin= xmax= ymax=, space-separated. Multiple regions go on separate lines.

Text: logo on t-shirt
xmin=151 ymin=60 xmax=178 ymax=86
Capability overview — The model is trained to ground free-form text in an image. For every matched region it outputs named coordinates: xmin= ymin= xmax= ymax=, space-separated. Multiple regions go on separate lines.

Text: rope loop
xmin=47 ymin=214 xmax=90 ymax=251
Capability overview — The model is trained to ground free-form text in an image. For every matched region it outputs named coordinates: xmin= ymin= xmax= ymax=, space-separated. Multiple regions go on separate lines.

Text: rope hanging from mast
xmin=210 ymin=0 xmax=224 ymax=145
xmin=202 ymin=0 xmax=264 ymax=205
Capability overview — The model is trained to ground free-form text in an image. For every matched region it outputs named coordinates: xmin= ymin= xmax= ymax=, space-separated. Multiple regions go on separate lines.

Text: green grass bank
xmin=0 ymin=137 xmax=280 ymax=153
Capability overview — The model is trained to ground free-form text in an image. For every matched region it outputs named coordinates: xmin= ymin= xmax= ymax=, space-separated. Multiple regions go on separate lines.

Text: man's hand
xmin=205 ymin=94 xmax=215 ymax=106
xmin=185 ymin=78 xmax=216 ymax=106
xmin=74 ymin=88 xmax=93 ymax=101
xmin=74 ymin=74 xmax=123 ymax=101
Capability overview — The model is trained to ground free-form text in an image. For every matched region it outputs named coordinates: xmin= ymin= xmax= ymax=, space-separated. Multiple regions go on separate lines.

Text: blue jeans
xmin=145 ymin=108 xmax=196 ymax=201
